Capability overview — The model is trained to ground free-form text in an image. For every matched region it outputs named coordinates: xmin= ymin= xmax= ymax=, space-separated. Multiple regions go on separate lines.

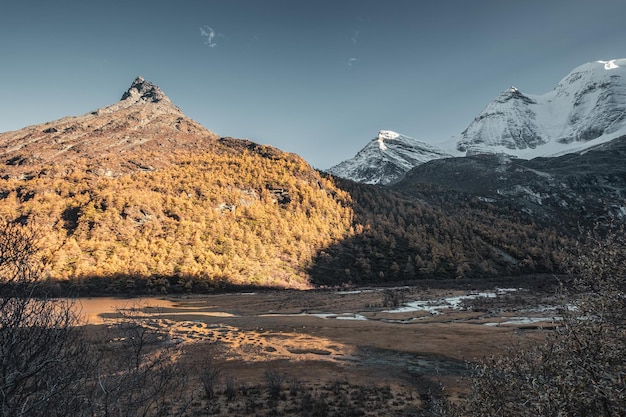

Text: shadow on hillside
xmin=46 ymin=275 xmax=277 ymax=298
xmin=305 ymin=176 xmax=567 ymax=288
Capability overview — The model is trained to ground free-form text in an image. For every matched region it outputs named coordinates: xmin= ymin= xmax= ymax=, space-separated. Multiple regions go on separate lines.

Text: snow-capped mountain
xmin=326 ymin=130 xmax=452 ymax=185
xmin=392 ymin=59 xmax=626 ymax=227
xmin=456 ymin=58 xmax=626 ymax=157
xmin=330 ymin=59 xmax=626 ymax=186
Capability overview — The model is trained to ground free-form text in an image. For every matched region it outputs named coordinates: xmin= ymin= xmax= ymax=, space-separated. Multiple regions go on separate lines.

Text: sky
xmin=1 ymin=1 xmax=625 ymax=169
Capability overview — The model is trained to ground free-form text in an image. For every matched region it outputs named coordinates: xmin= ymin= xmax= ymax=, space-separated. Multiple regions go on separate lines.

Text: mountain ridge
xmin=0 ymin=76 xmax=218 ymax=179
xmin=393 ymin=134 xmax=626 ymax=230
xmin=0 ymin=76 xmax=576 ymax=290
xmin=329 ymin=58 xmax=626 ymax=186
xmin=456 ymin=58 xmax=626 ymax=157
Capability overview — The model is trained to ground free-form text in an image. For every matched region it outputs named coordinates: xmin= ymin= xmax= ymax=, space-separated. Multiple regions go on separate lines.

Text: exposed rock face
xmin=0 ymin=77 xmax=218 ymax=178
xmin=121 ymin=76 xmax=168 ymax=103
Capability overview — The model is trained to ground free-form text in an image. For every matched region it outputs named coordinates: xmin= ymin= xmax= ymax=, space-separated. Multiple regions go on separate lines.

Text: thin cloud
xmin=351 ymin=30 xmax=359 ymax=45
xmin=200 ymin=25 xmax=218 ymax=48
xmin=348 ymin=57 xmax=358 ymax=67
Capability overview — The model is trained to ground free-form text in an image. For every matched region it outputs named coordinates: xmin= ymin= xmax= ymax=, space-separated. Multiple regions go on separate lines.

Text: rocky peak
xmin=0 ymin=75 xmax=217 ymax=178
xmin=496 ymin=86 xmax=536 ymax=104
xmin=120 ymin=76 xmax=169 ymax=104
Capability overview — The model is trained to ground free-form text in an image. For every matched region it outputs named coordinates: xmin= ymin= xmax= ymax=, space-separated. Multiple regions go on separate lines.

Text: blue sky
xmin=1 ymin=0 xmax=625 ymax=169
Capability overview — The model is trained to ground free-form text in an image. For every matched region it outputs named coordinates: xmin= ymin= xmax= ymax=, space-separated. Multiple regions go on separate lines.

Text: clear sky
xmin=1 ymin=0 xmax=625 ymax=169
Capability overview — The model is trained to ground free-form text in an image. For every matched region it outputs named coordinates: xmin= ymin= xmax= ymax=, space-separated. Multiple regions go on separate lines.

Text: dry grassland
xmin=82 ymin=278 xmax=562 ymax=416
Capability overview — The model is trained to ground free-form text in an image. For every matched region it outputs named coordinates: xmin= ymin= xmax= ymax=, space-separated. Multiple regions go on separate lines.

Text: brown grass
xmin=80 ymin=282 xmax=559 ymax=415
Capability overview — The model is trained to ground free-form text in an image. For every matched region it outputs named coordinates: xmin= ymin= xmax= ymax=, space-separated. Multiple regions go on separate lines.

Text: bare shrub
xmin=87 ymin=303 xmax=194 ymax=417
xmin=265 ymin=367 xmax=284 ymax=400
xmin=382 ymin=288 xmax=406 ymax=307
xmin=200 ymin=359 xmax=221 ymax=399
xmin=300 ymin=391 xmax=329 ymax=417
xmin=0 ymin=219 xmax=94 ymax=417
xmin=443 ymin=226 xmax=626 ymax=417
xmin=289 ymin=377 xmax=303 ymax=397
xmin=224 ymin=374 xmax=236 ymax=401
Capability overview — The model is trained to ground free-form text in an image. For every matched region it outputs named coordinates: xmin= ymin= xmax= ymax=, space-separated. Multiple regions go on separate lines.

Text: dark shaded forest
xmin=308 ymin=177 xmax=572 ymax=286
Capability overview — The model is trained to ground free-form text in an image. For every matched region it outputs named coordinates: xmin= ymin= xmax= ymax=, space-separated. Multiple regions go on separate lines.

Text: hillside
xmin=0 ymin=78 xmax=355 ymax=290
xmin=0 ymin=77 xmax=578 ymax=292
xmin=0 ymin=137 xmax=357 ymax=291
xmin=309 ymin=176 xmax=570 ymax=286
xmin=393 ymin=136 xmax=626 ymax=231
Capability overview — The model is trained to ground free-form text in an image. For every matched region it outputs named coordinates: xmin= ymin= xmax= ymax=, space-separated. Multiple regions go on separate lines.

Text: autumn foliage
xmin=0 ymin=139 xmax=354 ymax=290
xmin=0 ymin=137 xmax=574 ymax=291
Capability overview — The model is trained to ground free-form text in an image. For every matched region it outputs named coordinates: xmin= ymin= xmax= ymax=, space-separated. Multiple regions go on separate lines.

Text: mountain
xmin=329 ymin=59 xmax=626 ymax=186
xmin=0 ymin=77 xmax=578 ymax=290
xmin=0 ymin=76 xmax=217 ymax=179
xmin=326 ymin=130 xmax=452 ymax=185
xmin=456 ymin=58 xmax=626 ymax=157
xmin=390 ymin=59 xmax=626 ymax=229
xmin=0 ymin=77 xmax=357 ymax=290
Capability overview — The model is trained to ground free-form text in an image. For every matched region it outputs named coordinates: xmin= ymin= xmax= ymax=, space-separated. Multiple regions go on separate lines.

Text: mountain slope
xmin=456 ymin=59 xmax=626 ymax=157
xmin=0 ymin=77 xmax=356 ymax=290
xmin=326 ymin=130 xmax=452 ymax=185
xmin=394 ymin=135 xmax=626 ymax=229
xmin=0 ymin=76 xmax=217 ymax=178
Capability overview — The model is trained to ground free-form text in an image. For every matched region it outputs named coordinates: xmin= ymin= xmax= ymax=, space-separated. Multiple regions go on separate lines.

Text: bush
xmin=0 ymin=220 xmax=94 ymax=417
xmin=443 ymin=226 xmax=626 ymax=416
xmin=265 ymin=368 xmax=284 ymax=400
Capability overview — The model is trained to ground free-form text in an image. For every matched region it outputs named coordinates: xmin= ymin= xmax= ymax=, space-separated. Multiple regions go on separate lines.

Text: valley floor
xmin=81 ymin=275 xmax=565 ymax=415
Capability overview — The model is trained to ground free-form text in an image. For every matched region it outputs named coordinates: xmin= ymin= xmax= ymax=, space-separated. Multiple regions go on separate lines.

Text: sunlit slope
xmin=0 ymin=139 xmax=353 ymax=288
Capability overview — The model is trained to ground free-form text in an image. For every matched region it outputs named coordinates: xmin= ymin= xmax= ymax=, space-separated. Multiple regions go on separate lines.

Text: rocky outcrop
xmin=121 ymin=76 xmax=168 ymax=103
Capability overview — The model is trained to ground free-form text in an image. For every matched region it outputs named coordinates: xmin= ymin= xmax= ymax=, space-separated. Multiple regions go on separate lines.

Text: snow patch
xmin=599 ymin=59 xmax=619 ymax=70
xmin=377 ymin=130 xmax=399 ymax=151
xmin=378 ymin=130 xmax=400 ymax=140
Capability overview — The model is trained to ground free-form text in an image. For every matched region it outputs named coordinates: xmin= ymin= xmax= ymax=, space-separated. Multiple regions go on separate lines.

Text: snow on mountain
xmin=326 ymin=130 xmax=452 ymax=185
xmin=455 ymin=58 xmax=626 ymax=158
xmin=329 ymin=60 xmax=626 ymax=186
